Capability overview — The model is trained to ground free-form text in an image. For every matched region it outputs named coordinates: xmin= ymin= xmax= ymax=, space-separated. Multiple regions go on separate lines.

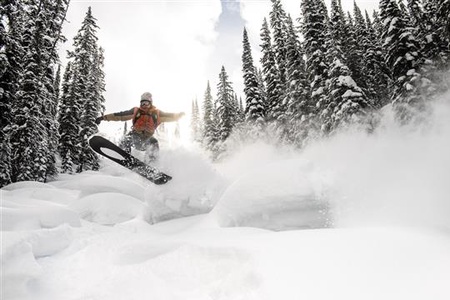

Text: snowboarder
xmin=95 ymin=92 xmax=185 ymax=160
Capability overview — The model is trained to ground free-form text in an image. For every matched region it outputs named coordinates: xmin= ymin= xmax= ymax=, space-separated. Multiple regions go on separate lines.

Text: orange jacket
xmin=103 ymin=106 xmax=182 ymax=136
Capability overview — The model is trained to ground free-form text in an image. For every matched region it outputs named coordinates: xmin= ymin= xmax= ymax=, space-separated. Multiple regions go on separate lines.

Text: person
xmin=95 ymin=92 xmax=184 ymax=160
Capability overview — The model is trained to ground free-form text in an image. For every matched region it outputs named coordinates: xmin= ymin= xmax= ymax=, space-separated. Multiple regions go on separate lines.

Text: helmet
xmin=140 ymin=92 xmax=152 ymax=102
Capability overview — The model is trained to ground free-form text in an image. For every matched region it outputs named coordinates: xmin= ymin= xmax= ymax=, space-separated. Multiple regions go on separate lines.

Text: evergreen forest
xmin=1 ymin=0 xmax=449 ymax=187
xmin=192 ymin=0 xmax=450 ymax=159
xmin=1 ymin=2 xmax=104 ymax=187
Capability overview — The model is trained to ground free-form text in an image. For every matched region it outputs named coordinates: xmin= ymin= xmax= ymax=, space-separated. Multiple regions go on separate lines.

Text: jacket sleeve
xmin=159 ymin=110 xmax=183 ymax=123
xmin=103 ymin=108 xmax=135 ymax=121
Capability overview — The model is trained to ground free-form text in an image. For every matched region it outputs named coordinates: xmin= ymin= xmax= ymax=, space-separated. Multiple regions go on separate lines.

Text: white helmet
xmin=140 ymin=92 xmax=152 ymax=101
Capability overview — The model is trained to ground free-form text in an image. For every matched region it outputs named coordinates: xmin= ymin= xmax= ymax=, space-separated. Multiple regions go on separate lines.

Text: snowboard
xmin=88 ymin=135 xmax=172 ymax=185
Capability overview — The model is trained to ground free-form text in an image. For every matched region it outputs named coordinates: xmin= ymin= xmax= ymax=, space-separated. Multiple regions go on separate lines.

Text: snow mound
xmin=4 ymin=187 xmax=79 ymax=205
xmin=49 ymin=173 xmax=146 ymax=200
xmin=70 ymin=192 xmax=149 ymax=225
xmin=212 ymin=159 xmax=330 ymax=231
xmin=1 ymin=192 xmax=81 ymax=230
xmin=1 ymin=180 xmax=55 ymax=191
xmin=1 ymin=238 xmax=41 ymax=299
xmin=2 ymin=225 xmax=73 ymax=299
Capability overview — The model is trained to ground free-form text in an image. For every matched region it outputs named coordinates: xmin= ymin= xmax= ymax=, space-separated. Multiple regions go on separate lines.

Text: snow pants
xmin=119 ymin=131 xmax=159 ymax=161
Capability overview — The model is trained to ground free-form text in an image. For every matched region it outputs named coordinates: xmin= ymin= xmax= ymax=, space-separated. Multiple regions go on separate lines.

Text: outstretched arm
xmin=96 ymin=108 xmax=135 ymax=124
xmin=159 ymin=111 xmax=185 ymax=123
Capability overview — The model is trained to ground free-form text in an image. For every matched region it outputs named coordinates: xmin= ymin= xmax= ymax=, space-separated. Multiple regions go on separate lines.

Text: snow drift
xmin=2 ymin=93 xmax=450 ymax=299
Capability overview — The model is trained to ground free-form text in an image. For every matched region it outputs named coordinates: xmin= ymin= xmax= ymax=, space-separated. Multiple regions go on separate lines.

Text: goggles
xmin=140 ymin=100 xmax=151 ymax=106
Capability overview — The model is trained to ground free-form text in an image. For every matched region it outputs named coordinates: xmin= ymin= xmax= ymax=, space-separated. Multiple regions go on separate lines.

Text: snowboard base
xmin=89 ymin=135 xmax=172 ymax=185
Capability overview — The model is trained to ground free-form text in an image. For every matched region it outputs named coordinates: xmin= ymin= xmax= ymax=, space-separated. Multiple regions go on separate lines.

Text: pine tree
xmin=93 ymin=47 xmax=106 ymax=113
xmin=54 ymin=65 xmax=62 ymax=101
xmin=269 ymin=0 xmax=288 ymax=85
xmin=61 ymin=7 xmax=104 ymax=173
xmin=328 ymin=0 xmax=361 ymax=89
xmin=418 ymin=0 xmax=450 ymax=93
xmin=58 ymin=64 xmax=77 ymax=173
xmin=379 ymin=0 xmax=429 ymax=116
xmin=236 ymin=95 xmax=245 ymax=123
xmin=8 ymin=0 xmax=68 ymax=183
xmin=300 ymin=0 xmax=329 ymax=133
xmin=242 ymin=27 xmax=265 ymax=122
xmin=349 ymin=2 xmax=370 ymax=90
xmin=327 ymin=57 xmax=372 ymax=132
xmin=0 ymin=0 xmax=24 ymax=187
xmin=283 ymin=15 xmax=309 ymax=145
xmin=437 ymin=0 xmax=450 ymax=40
xmin=77 ymin=8 xmax=103 ymax=172
xmin=284 ymin=15 xmax=308 ymax=116
xmin=260 ymin=18 xmax=284 ymax=122
xmin=58 ymin=63 xmax=82 ymax=173
xmin=256 ymin=68 xmax=268 ymax=111
xmin=362 ymin=9 xmax=391 ymax=107
xmin=216 ymin=66 xmax=236 ymax=142
xmin=209 ymin=93 xmax=222 ymax=159
xmin=202 ymin=81 xmax=216 ymax=151
xmin=191 ymin=98 xmax=202 ymax=142
xmin=322 ymin=0 xmax=371 ymax=133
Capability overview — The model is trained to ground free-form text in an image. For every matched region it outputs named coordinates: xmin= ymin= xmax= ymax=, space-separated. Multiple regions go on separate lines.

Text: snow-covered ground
xmin=2 ymin=95 xmax=450 ymax=300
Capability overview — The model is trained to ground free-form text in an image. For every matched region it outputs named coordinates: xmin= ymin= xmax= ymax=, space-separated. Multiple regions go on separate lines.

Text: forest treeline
xmin=191 ymin=0 xmax=449 ymax=159
xmin=1 ymin=3 xmax=104 ymax=187
xmin=1 ymin=0 xmax=449 ymax=187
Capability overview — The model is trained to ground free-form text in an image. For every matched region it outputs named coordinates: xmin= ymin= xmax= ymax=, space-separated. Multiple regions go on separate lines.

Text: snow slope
xmin=2 ymin=95 xmax=450 ymax=300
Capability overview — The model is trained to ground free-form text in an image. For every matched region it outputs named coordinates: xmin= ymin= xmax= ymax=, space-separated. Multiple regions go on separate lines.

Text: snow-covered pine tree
xmin=349 ymin=2 xmax=371 ymax=91
xmin=216 ymin=66 xmax=236 ymax=142
xmin=0 ymin=0 xmax=24 ymax=187
xmin=435 ymin=0 xmax=450 ymax=77
xmin=54 ymin=65 xmax=62 ymax=102
xmin=64 ymin=7 xmax=104 ymax=173
xmin=379 ymin=0 xmax=429 ymax=118
xmin=242 ymin=27 xmax=265 ymax=123
xmin=415 ymin=0 xmax=450 ymax=94
xmin=300 ymin=0 xmax=329 ymax=133
xmin=437 ymin=0 xmax=450 ymax=40
xmin=235 ymin=94 xmax=245 ymax=123
xmin=42 ymin=0 xmax=70 ymax=181
xmin=260 ymin=18 xmax=284 ymax=122
xmin=361 ymin=9 xmax=391 ymax=108
xmin=8 ymin=0 xmax=68 ymax=183
xmin=371 ymin=10 xmax=383 ymax=36
xmin=202 ymin=81 xmax=217 ymax=152
xmin=407 ymin=0 xmax=423 ymax=27
xmin=323 ymin=0 xmax=371 ymax=133
xmin=78 ymin=45 xmax=105 ymax=172
xmin=190 ymin=98 xmax=202 ymax=142
xmin=93 ymin=47 xmax=106 ymax=113
xmin=58 ymin=63 xmax=82 ymax=173
xmin=282 ymin=14 xmax=310 ymax=145
xmin=269 ymin=0 xmax=288 ymax=86
xmin=327 ymin=57 xmax=371 ymax=132
xmin=256 ymin=68 xmax=268 ymax=111
xmin=209 ymin=90 xmax=222 ymax=160
xmin=340 ymin=9 xmax=365 ymax=92
xmin=284 ymin=14 xmax=308 ymax=115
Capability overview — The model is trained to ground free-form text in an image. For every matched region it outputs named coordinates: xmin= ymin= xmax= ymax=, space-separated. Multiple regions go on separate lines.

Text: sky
xmin=59 ymin=0 xmax=380 ymax=137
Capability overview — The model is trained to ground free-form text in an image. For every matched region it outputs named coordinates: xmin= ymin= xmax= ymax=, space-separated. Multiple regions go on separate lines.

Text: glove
xmin=95 ymin=116 xmax=104 ymax=125
xmin=178 ymin=112 xmax=185 ymax=119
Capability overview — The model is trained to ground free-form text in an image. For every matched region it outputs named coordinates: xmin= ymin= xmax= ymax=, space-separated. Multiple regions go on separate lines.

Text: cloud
xmin=61 ymin=0 xmax=222 ymax=116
